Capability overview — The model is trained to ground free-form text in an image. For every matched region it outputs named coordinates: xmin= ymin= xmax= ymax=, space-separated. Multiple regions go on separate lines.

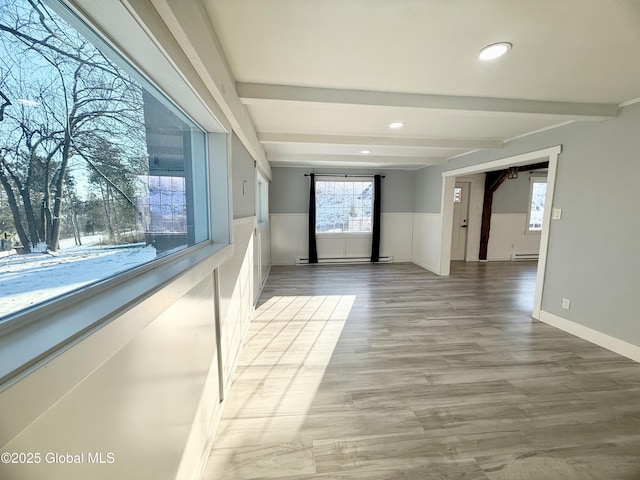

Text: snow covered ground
xmin=0 ymin=235 xmax=156 ymax=318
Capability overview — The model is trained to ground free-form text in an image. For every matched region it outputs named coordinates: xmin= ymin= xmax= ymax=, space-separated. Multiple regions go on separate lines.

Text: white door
xmin=451 ymin=182 xmax=470 ymax=260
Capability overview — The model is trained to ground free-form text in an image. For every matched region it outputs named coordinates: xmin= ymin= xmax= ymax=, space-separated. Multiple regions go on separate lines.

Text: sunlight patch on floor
xmin=214 ymin=295 xmax=355 ymax=447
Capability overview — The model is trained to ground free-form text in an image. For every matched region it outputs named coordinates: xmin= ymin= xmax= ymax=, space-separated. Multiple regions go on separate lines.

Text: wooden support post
xmin=479 ymin=171 xmax=508 ymax=260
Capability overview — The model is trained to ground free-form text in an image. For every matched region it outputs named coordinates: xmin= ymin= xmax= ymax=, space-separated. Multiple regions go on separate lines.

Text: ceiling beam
xmin=238 ymin=83 xmax=619 ymax=119
xmin=267 ymin=153 xmax=445 ymax=166
xmin=258 ymin=132 xmax=502 ymax=150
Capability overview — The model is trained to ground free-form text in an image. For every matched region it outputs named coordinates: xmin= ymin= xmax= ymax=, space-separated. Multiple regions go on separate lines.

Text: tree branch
xmin=0 ymin=90 xmax=11 ymax=121
xmin=75 ymin=150 xmax=139 ymax=212
xmin=0 ymin=23 xmax=130 ymax=80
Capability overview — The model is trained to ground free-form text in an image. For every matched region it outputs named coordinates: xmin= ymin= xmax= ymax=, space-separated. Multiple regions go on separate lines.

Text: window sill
xmin=316 ymin=232 xmax=373 ymax=237
xmin=0 ymin=241 xmax=232 ymax=389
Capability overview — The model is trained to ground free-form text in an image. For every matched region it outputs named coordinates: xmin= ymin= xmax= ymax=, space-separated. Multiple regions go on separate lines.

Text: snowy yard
xmin=0 ymin=236 xmax=156 ymax=318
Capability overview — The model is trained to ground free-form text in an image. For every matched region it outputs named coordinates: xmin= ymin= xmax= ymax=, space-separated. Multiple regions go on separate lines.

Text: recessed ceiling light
xmin=360 ymin=149 xmax=371 ymax=155
xmin=16 ymin=98 xmax=40 ymax=107
xmin=479 ymin=42 xmax=512 ymax=61
xmin=389 ymin=122 xmax=404 ymax=129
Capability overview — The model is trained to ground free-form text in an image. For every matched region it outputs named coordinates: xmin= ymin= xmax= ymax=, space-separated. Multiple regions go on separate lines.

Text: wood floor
xmin=205 ymin=262 xmax=640 ymax=480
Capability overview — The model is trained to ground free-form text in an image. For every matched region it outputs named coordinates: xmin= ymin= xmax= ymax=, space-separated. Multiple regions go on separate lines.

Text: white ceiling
xmin=202 ymin=0 xmax=640 ymax=169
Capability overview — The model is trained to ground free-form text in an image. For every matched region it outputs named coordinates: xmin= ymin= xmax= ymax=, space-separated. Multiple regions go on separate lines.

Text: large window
xmin=527 ymin=177 xmax=548 ymax=232
xmin=0 ymin=0 xmax=208 ymax=319
xmin=316 ymin=179 xmax=373 ymax=233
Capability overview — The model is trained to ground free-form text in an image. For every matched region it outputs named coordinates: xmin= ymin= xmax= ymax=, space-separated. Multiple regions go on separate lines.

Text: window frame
xmin=314 ymin=176 xmax=375 ymax=236
xmin=256 ymin=170 xmax=269 ymax=226
xmin=0 ymin=0 xmax=232 ymax=387
xmin=0 ymin=0 xmax=210 ymax=315
xmin=526 ymin=176 xmax=548 ymax=234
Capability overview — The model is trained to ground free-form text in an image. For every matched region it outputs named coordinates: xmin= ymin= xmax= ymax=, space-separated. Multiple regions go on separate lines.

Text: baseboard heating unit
xmin=510 ymin=253 xmax=539 ymax=261
xmin=296 ymin=256 xmax=393 ymax=265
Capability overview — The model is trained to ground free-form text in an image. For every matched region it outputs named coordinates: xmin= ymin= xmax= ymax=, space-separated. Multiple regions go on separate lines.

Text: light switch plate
xmin=552 ymin=208 xmax=562 ymax=220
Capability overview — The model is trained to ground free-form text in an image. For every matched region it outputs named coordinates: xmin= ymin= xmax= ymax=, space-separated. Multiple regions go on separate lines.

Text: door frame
xmin=439 ymin=145 xmax=562 ymax=319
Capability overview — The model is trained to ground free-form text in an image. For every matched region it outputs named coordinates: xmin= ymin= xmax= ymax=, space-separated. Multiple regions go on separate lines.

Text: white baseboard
xmin=538 ymin=310 xmax=640 ymax=363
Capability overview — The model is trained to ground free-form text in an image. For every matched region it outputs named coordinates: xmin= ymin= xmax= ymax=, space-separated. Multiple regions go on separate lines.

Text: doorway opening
xmin=439 ymin=145 xmax=562 ymax=319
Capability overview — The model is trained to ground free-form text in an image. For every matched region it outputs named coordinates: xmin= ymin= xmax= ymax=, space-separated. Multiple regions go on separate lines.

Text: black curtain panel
xmin=308 ymin=173 xmax=318 ymax=264
xmin=371 ymin=174 xmax=382 ymax=262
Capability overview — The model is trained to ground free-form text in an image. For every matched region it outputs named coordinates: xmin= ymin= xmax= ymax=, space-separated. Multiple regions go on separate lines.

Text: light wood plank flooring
xmin=205 ymin=262 xmax=640 ymax=480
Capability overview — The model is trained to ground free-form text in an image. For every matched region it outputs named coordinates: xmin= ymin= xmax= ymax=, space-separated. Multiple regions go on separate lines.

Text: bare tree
xmin=0 ymin=0 xmax=146 ymax=252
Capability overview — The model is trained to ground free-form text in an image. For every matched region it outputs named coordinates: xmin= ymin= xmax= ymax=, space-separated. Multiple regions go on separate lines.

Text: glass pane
xmin=0 ymin=0 xmax=208 ymax=318
xmin=453 ymin=187 xmax=462 ymax=203
xmin=315 ymin=180 xmax=373 ymax=233
xmin=529 ymin=181 xmax=547 ymax=231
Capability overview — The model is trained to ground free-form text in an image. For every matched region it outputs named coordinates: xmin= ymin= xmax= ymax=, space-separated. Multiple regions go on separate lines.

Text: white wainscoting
xmin=381 ymin=213 xmax=413 ymax=263
xmin=317 ymin=234 xmax=372 ymax=259
xmin=270 ymin=214 xmax=307 ymax=265
xmin=410 ymin=213 xmax=443 ymax=274
xmin=218 ymin=217 xmax=256 ymax=391
xmin=0 ymin=258 xmax=225 ymax=480
xmin=270 ymin=213 xmax=413 ymax=265
xmin=259 ymin=223 xmax=271 ymax=285
xmin=487 ymin=213 xmax=542 ymax=261
xmin=253 ymin=223 xmax=271 ymax=303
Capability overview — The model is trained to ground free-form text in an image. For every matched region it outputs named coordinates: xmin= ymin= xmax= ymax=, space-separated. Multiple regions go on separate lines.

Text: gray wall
xmin=413 ymin=163 xmax=548 ymax=214
xmin=413 ymin=164 xmax=447 ymax=213
xmin=270 ymin=167 xmax=415 ymax=214
xmin=269 ymin=167 xmax=311 ymax=214
xmin=493 ymin=170 xmax=547 ymax=214
xmin=415 ymin=102 xmax=640 ymax=347
xmin=231 ymin=132 xmax=256 ymax=219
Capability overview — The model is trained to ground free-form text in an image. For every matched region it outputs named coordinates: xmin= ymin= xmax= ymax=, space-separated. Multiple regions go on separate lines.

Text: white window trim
xmin=314 ymin=176 xmax=374 ymax=235
xmin=256 ymin=170 xmax=269 ymax=226
xmin=526 ymin=176 xmax=548 ymax=234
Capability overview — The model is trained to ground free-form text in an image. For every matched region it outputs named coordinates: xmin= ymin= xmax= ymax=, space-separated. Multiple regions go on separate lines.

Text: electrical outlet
xmin=562 ymin=298 xmax=571 ymax=310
